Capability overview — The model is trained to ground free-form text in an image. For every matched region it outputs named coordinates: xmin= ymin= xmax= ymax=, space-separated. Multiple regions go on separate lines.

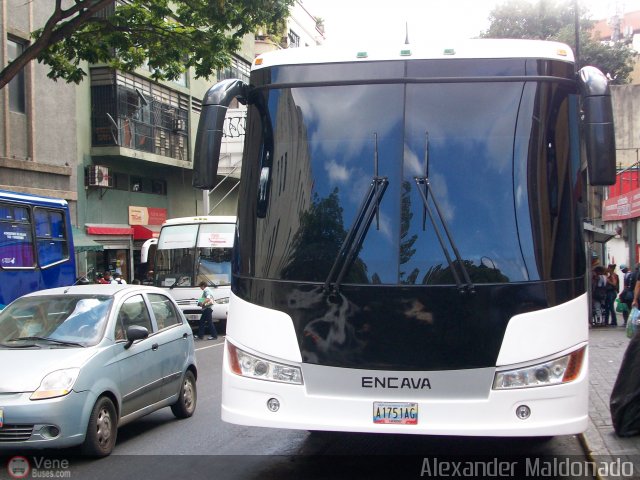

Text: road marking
xmin=195 ymin=340 xmax=224 ymax=351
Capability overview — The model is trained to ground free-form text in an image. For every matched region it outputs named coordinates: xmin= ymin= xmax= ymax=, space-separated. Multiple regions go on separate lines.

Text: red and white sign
xmin=602 ymin=187 xmax=640 ymax=221
xmin=128 ymin=206 xmax=167 ymax=226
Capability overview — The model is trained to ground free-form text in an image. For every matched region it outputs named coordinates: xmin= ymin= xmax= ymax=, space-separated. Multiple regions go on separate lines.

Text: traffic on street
xmin=1 ymin=338 xmax=596 ymax=480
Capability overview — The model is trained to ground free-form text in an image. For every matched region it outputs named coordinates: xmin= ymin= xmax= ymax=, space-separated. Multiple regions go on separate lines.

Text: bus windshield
xmin=155 ymin=222 xmax=234 ymax=287
xmin=237 ymin=75 xmax=584 ymax=285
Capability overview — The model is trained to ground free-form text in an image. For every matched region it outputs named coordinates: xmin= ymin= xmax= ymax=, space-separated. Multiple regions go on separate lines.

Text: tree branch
xmin=0 ymin=0 xmax=114 ymax=89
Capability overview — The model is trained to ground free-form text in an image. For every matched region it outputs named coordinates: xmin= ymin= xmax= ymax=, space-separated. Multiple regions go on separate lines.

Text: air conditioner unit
xmin=87 ymin=165 xmax=112 ymax=187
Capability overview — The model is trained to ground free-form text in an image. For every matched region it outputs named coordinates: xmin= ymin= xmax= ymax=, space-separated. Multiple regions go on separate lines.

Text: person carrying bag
xmin=196 ymin=281 xmax=218 ymax=340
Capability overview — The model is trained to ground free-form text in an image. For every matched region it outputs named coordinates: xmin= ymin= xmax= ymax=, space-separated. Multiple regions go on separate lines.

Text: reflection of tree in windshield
xmin=282 ymin=188 xmax=368 ymax=283
xmin=423 ymin=260 xmax=510 ymax=285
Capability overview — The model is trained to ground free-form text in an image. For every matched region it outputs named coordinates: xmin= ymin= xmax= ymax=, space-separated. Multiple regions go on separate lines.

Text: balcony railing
xmin=91 ymin=70 xmax=189 ymax=162
xmin=223 ymin=112 xmax=246 ymax=139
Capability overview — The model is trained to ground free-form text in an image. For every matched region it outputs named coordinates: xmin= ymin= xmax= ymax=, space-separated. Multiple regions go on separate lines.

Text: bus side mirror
xmin=193 ymin=79 xmax=248 ymax=190
xmin=578 ymin=66 xmax=616 ymax=186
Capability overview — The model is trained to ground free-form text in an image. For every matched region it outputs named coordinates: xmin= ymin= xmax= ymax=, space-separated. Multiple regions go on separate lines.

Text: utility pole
xmin=574 ymin=0 xmax=580 ymax=68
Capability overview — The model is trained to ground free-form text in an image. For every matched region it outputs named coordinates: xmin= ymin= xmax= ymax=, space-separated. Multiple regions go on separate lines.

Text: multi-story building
xmin=1 ymin=0 xmax=324 ymax=283
xmin=590 ymin=9 xmax=640 ymax=268
xmin=1 ymin=2 xmax=255 ymax=282
xmin=76 ymin=31 xmax=255 ymax=282
xmin=255 ymin=0 xmax=325 ymax=55
xmin=1 ymin=0 xmax=79 ymax=233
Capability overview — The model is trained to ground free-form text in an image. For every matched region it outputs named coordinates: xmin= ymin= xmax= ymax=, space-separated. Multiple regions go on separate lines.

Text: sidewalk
xmin=582 ymin=325 xmax=640 ymax=479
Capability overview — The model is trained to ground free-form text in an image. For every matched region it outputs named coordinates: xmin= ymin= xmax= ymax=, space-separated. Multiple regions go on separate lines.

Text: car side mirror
xmin=124 ymin=325 xmax=149 ymax=349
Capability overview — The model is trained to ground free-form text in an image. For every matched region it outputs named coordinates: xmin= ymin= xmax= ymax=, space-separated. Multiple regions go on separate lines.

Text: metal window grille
xmin=90 ymin=68 xmax=189 ymax=161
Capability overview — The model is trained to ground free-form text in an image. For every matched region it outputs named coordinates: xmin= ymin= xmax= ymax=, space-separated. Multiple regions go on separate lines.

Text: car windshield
xmin=0 ymin=295 xmax=113 ymax=347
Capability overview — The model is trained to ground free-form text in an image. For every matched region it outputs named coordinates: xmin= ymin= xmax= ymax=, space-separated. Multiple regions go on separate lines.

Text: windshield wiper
xmin=6 ymin=336 xmax=85 ymax=347
xmin=414 ymin=176 xmax=475 ymax=293
xmin=0 ymin=341 xmax=41 ymax=348
xmin=414 ymin=132 xmax=474 ymax=293
xmin=170 ymin=276 xmax=192 ymax=289
xmin=324 ymin=133 xmax=388 ymax=294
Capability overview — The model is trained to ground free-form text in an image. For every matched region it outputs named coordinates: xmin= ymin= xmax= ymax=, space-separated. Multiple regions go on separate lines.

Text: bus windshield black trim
xmin=250 ymin=76 xmax=576 ymax=92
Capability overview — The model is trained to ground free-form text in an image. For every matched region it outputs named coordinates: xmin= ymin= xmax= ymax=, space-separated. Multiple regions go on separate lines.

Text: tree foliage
xmin=481 ymin=0 xmax=635 ymax=84
xmin=0 ymin=0 xmax=294 ymax=90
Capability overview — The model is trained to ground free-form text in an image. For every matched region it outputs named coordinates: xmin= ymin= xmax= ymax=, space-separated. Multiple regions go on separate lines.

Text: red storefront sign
xmin=603 ymin=187 xmax=640 ymax=221
xmin=128 ymin=206 xmax=167 ymax=226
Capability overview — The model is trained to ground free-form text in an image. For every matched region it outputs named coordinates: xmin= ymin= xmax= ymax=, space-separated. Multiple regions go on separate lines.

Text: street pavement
xmin=583 ymin=324 xmax=640 ymax=479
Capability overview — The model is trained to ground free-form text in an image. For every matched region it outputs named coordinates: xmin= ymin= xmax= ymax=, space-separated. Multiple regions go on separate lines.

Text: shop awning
xmin=72 ymin=226 xmax=104 ymax=252
xmin=132 ymin=224 xmax=162 ymax=240
xmin=85 ymin=223 xmax=135 ymax=236
xmin=583 ymin=222 xmax=616 ymax=244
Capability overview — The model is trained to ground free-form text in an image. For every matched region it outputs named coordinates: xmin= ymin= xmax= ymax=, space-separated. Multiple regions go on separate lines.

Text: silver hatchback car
xmin=0 ymin=284 xmax=197 ymax=456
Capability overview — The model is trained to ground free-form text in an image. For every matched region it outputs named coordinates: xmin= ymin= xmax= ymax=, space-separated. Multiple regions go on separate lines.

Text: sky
xmin=301 ymin=0 xmax=640 ymax=46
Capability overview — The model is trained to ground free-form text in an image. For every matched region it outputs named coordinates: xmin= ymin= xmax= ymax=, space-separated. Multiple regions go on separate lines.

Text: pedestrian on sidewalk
xmin=605 ymin=264 xmax=619 ymax=326
xmin=593 ymin=265 xmax=607 ymax=325
xmin=620 ymin=265 xmax=634 ymax=326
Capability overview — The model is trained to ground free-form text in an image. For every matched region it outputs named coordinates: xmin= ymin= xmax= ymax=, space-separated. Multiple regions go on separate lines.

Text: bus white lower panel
xmin=221 ymin=345 xmax=589 ymax=437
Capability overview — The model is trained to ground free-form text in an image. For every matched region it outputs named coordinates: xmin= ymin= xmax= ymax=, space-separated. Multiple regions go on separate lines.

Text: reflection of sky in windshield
xmin=288 ymin=85 xmax=404 ymax=278
xmin=257 ymin=76 xmax=577 ymax=284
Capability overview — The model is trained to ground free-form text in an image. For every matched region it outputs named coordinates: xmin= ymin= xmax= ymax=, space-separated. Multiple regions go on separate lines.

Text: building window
xmin=217 ymin=56 xmax=250 ymax=84
xmin=8 ymin=38 xmax=26 ymax=113
xmin=288 ymin=29 xmax=300 ymax=48
xmin=90 ymin=68 xmax=189 ymax=161
xmin=113 ymin=172 xmax=129 ymax=191
xmin=151 ymin=180 xmax=167 ymax=195
xmin=130 ymin=176 xmax=143 ymax=192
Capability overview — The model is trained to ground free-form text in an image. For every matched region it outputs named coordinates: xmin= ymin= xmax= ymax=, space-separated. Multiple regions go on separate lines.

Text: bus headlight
xmin=214 ymin=297 xmax=229 ymax=304
xmin=227 ymin=341 xmax=303 ymax=385
xmin=492 ymin=347 xmax=585 ymax=390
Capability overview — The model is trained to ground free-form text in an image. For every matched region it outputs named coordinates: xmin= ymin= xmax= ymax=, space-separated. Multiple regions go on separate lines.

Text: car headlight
xmin=493 ymin=347 xmax=585 ymax=390
xmin=214 ymin=297 xmax=229 ymax=305
xmin=227 ymin=341 xmax=303 ymax=385
xmin=30 ymin=368 xmax=80 ymax=400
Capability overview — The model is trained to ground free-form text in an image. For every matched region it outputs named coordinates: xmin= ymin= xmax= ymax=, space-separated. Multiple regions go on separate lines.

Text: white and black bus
xmin=193 ymin=39 xmax=615 ymax=436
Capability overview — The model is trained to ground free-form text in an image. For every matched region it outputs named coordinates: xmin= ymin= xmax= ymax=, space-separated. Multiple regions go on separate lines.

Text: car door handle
xmin=152 ymin=343 xmax=159 ymax=351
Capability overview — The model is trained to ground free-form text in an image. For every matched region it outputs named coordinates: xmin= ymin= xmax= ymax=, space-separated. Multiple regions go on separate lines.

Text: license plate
xmin=0 ymin=408 xmax=3 ymax=428
xmin=373 ymin=402 xmax=418 ymax=425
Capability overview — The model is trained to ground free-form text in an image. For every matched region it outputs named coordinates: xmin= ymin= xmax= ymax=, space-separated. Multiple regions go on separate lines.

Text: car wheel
xmin=81 ymin=396 xmax=118 ymax=457
xmin=171 ymin=370 xmax=197 ymax=418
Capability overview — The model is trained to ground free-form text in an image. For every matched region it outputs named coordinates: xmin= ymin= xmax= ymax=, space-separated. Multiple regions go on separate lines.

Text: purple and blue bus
xmin=0 ymin=189 xmax=76 ymax=307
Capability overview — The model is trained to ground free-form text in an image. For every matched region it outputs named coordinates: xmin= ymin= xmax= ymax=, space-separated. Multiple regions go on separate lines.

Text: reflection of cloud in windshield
xmin=71 ymin=299 xmax=102 ymax=316
xmin=428 ymin=172 xmax=455 ymax=224
xmin=292 ymin=86 xmax=400 ymax=162
xmin=325 ymin=159 xmax=350 ymax=183
xmin=404 ymin=144 xmax=423 ymax=177
xmin=377 ymin=212 xmax=392 ymax=243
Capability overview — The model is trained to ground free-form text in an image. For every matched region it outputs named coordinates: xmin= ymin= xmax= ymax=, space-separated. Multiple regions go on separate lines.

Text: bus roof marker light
xmin=356 ymin=51 xmax=368 ymax=59
xmin=255 ymin=57 xmax=264 ymax=66
xmin=443 ymin=48 xmax=455 ymax=55
xmin=557 ymin=48 xmax=568 ymax=57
